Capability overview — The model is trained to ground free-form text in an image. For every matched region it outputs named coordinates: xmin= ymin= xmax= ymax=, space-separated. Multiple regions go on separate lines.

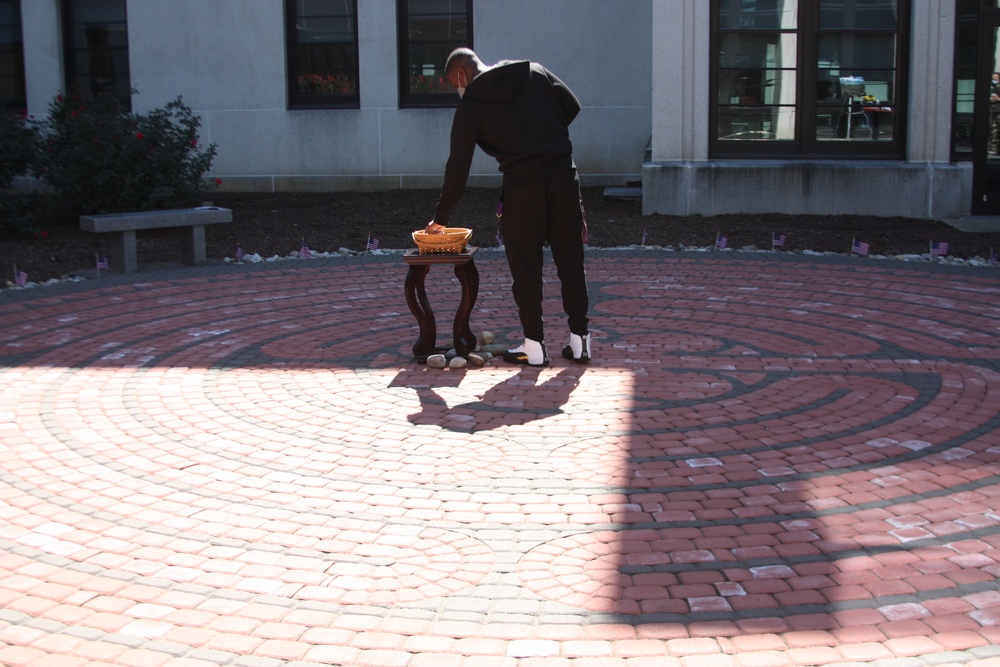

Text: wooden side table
xmin=403 ymin=247 xmax=479 ymax=363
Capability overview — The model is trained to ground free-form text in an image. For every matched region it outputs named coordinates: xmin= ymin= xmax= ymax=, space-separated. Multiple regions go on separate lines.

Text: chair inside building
xmin=839 ymin=76 xmax=872 ymax=139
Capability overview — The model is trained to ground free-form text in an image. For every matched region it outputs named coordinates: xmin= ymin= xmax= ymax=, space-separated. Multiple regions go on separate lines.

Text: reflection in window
xmin=951 ymin=0 xmax=977 ymax=158
xmin=717 ymin=28 xmax=798 ymax=141
xmin=286 ymin=0 xmax=359 ymax=109
xmin=0 ymin=0 xmax=25 ymax=110
xmin=712 ymin=0 xmax=907 ymax=157
xmin=397 ymin=0 xmax=471 ymax=108
xmin=62 ymin=0 xmax=130 ymax=99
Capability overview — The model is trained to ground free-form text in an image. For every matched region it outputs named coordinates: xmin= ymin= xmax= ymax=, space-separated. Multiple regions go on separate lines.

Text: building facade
xmin=643 ymin=0 xmax=992 ymax=220
xmin=4 ymin=1 xmax=998 ymax=220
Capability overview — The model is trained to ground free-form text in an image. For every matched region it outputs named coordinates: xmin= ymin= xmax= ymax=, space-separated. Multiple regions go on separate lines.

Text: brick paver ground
xmin=0 ymin=248 xmax=999 ymax=667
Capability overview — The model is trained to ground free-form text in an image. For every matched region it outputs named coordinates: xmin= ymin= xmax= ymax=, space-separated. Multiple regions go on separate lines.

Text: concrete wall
xmin=642 ymin=160 xmax=970 ymax=219
xmin=14 ymin=0 xmax=649 ymax=193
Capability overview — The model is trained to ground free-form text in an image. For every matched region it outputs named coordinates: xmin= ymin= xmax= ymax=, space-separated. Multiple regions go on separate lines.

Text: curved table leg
xmin=453 ymin=260 xmax=479 ymax=356
xmin=404 ymin=264 xmax=436 ymax=362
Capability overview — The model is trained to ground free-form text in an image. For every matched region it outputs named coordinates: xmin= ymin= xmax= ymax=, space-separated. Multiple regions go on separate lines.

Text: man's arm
xmin=430 ymin=108 xmax=478 ymax=229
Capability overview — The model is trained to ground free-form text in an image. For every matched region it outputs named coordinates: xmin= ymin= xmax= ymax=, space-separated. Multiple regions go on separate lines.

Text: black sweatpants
xmin=498 ymin=167 xmax=589 ymax=343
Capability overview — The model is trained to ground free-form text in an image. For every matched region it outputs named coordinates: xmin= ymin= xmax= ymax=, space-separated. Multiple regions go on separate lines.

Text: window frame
xmin=285 ymin=0 xmax=360 ymax=110
xmin=396 ymin=0 xmax=472 ymax=109
xmin=61 ymin=0 xmax=131 ymax=100
xmin=709 ymin=0 xmax=910 ymax=160
xmin=0 ymin=0 xmax=26 ymax=111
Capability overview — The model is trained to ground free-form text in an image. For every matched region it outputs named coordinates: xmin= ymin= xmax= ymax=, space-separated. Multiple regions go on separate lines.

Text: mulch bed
xmin=3 ymin=186 xmax=999 ymax=286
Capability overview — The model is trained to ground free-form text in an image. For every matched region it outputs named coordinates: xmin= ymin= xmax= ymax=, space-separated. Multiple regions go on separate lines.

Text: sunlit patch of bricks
xmin=1 ymin=253 xmax=999 ymax=666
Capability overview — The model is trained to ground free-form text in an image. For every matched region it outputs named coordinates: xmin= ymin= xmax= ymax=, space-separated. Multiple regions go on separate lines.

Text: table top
xmin=403 ymin=246 xmax=478 ymax=265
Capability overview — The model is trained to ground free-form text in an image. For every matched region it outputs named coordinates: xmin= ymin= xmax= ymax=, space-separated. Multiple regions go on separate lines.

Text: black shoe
xmin=503 ymin=339 xmax=549 ymax=367
xmin=561 ymin=332 xmax=591 ymax=363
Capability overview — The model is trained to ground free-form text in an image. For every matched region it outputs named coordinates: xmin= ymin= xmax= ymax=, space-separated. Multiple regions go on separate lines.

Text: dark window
xmin=397 ymin=0 xmax=471 ymax=108
xmin=951 ymin=0 xmax=978 ymax=160
xmin=0 ymin=0 xmax=26 ymax=111
xmin=286 ymin=0 xmax=359 ymax=109
xmin=711 ymin=0 xmax=909 ymax=159
xmin=62 ymin=0 xmax=130 ymax=99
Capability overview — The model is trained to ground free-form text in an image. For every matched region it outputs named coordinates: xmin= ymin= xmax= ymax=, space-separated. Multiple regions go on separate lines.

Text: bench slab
xmin=80 ymin=207 xmax=232 ymax=273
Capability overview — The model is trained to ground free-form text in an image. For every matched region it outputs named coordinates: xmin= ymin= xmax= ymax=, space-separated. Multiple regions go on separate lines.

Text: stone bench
xmin=80 ymin=206 xmax=232 ymax=273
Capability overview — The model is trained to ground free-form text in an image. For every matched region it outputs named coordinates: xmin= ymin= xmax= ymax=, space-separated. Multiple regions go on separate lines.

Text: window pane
xmin=297 ymin=17 xmax=354 ymax=43
xmin=408 ymin=0 xmax=467 ymax=16
xmin=818 ymin=34 xmax=896 ymax=69
xmin=718 ymin=68 xmax=796 ymax=105
xmin=719 ymin=106 xmax=795 ymax=140
xmin=408 ymin=14 xmax=467 ymax=41
xmin=718 ymin=0 xmax=798 ymax=30
xmin=0 ymin=25 xmax=17 ymax=48
xmin=0 ymin=52 xmax=19 ymax=76
xmin=297 ymin=0 xmax=353 ymax=17
xmin=719 ymin=33 xmax=797 ymax=69
xmin=0 ymin=2 xmax=17 ymax=23
xmin=399 ymin=0 xmax=470 ymax=106
xmin=816 ymin=103 xmax=894 ymax=140
xmin=819 ymin=0 xmax=898 ymax=30
xmin=73 ymin=0 xmax=126 ymax=24
xmin=64 ymin=0 xmax=130 ymax=99
xmin=287 ymin=0 xmax=358 ymax=107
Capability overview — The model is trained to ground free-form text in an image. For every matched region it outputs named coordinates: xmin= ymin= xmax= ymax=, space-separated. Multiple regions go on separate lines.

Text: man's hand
xmin=425 ymin=222 xmax=447 ymax=234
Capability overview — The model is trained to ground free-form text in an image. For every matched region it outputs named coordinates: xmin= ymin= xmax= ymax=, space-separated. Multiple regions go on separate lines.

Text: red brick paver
xmin=1 ymin=250 xmax=998 ymax=665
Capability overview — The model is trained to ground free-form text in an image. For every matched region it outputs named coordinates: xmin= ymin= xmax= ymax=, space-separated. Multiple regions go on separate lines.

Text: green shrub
xmin=0 ymin=110 xmax=38 ymax=190
xmin=0 ymin=110 xmax=42 ymax=238
xmin=35 ymin=91 xmax=219 ymax=215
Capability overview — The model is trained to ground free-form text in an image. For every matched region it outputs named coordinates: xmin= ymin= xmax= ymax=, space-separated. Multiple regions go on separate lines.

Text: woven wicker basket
xmin=412 ymin=227 xmax=473 ymax=254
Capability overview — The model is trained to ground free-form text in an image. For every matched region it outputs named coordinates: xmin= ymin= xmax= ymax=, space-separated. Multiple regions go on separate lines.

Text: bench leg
xmin=112 ymin=230 xmax=138 ymax=274
xmin=181 ymin=225 xmax=207 ymax=266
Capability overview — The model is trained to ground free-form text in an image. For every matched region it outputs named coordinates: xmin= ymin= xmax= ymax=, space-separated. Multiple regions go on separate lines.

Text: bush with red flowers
xmin=34 ymin=90 xmax=219 ymax=215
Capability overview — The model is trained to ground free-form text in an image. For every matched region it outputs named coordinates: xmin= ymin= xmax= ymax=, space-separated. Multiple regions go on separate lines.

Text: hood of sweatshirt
xmin=464 ymin=60 xmax=529 ymax=102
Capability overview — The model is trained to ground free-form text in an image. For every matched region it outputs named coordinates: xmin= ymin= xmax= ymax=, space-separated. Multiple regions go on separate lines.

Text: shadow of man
xmin=397 ymin=365 xmax=582 ymax=433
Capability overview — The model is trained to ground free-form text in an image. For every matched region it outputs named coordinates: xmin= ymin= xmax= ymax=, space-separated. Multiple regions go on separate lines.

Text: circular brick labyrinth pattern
xmin=0 ymin=252 xmax=999 ymax=665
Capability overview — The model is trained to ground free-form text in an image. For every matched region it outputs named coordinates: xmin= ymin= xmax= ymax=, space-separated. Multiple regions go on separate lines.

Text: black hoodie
xmin=434 ymin=60 xmax=581 ymax=225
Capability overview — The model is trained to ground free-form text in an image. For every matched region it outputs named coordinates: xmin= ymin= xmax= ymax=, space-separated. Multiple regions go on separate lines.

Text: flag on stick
xmin=299 ymin=240 xmax=312 ymax=259
xmin=495 ymin=229 xmax=504 ymax=247
xmin=14 ymin=266 xmax=27 ymax=287
xmin=715 ymin=233 xmax=728 ymax=250
xmin=366 ymin=235 xmax=380 ymax=252
xmin=235 ymin=245 xmax=244 ymax=262
xmin=851 ymin=239 xmax=870 ymax=256
xmin=641 ymin=229 xmax=647 ymax=246
xmin=772 ymin=232 xmax=786 ymax=249
xmin=930 ymin=241 xmax=949 ymax=256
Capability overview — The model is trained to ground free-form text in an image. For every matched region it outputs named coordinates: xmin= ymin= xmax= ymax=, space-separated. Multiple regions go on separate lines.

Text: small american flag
xmin=15 ymin=269 xmax=27 ymax=287
xmin=299 ymin=243 xmax=312 ymax=259
xmin=715 ymin=233 xmax=728 ymax=250
xmin=852 ymin=239 xmax=870 ymax=256
xmin=641 ymin=229 xmax=647 ymax=246
xmin=772 ymin=232 xmax=786 ymax=248
xmin=495 ymin=229 xmax=504 ymax=246
xmin=235 ymin=246 xmax=244 ymax=262
xmin=930 ymin=241 xmax=949 ymax=256
xmin=96 ymin=255 xmax=109 ymax=270
xmin=366 ymin=236 xmax=379 ymax=252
